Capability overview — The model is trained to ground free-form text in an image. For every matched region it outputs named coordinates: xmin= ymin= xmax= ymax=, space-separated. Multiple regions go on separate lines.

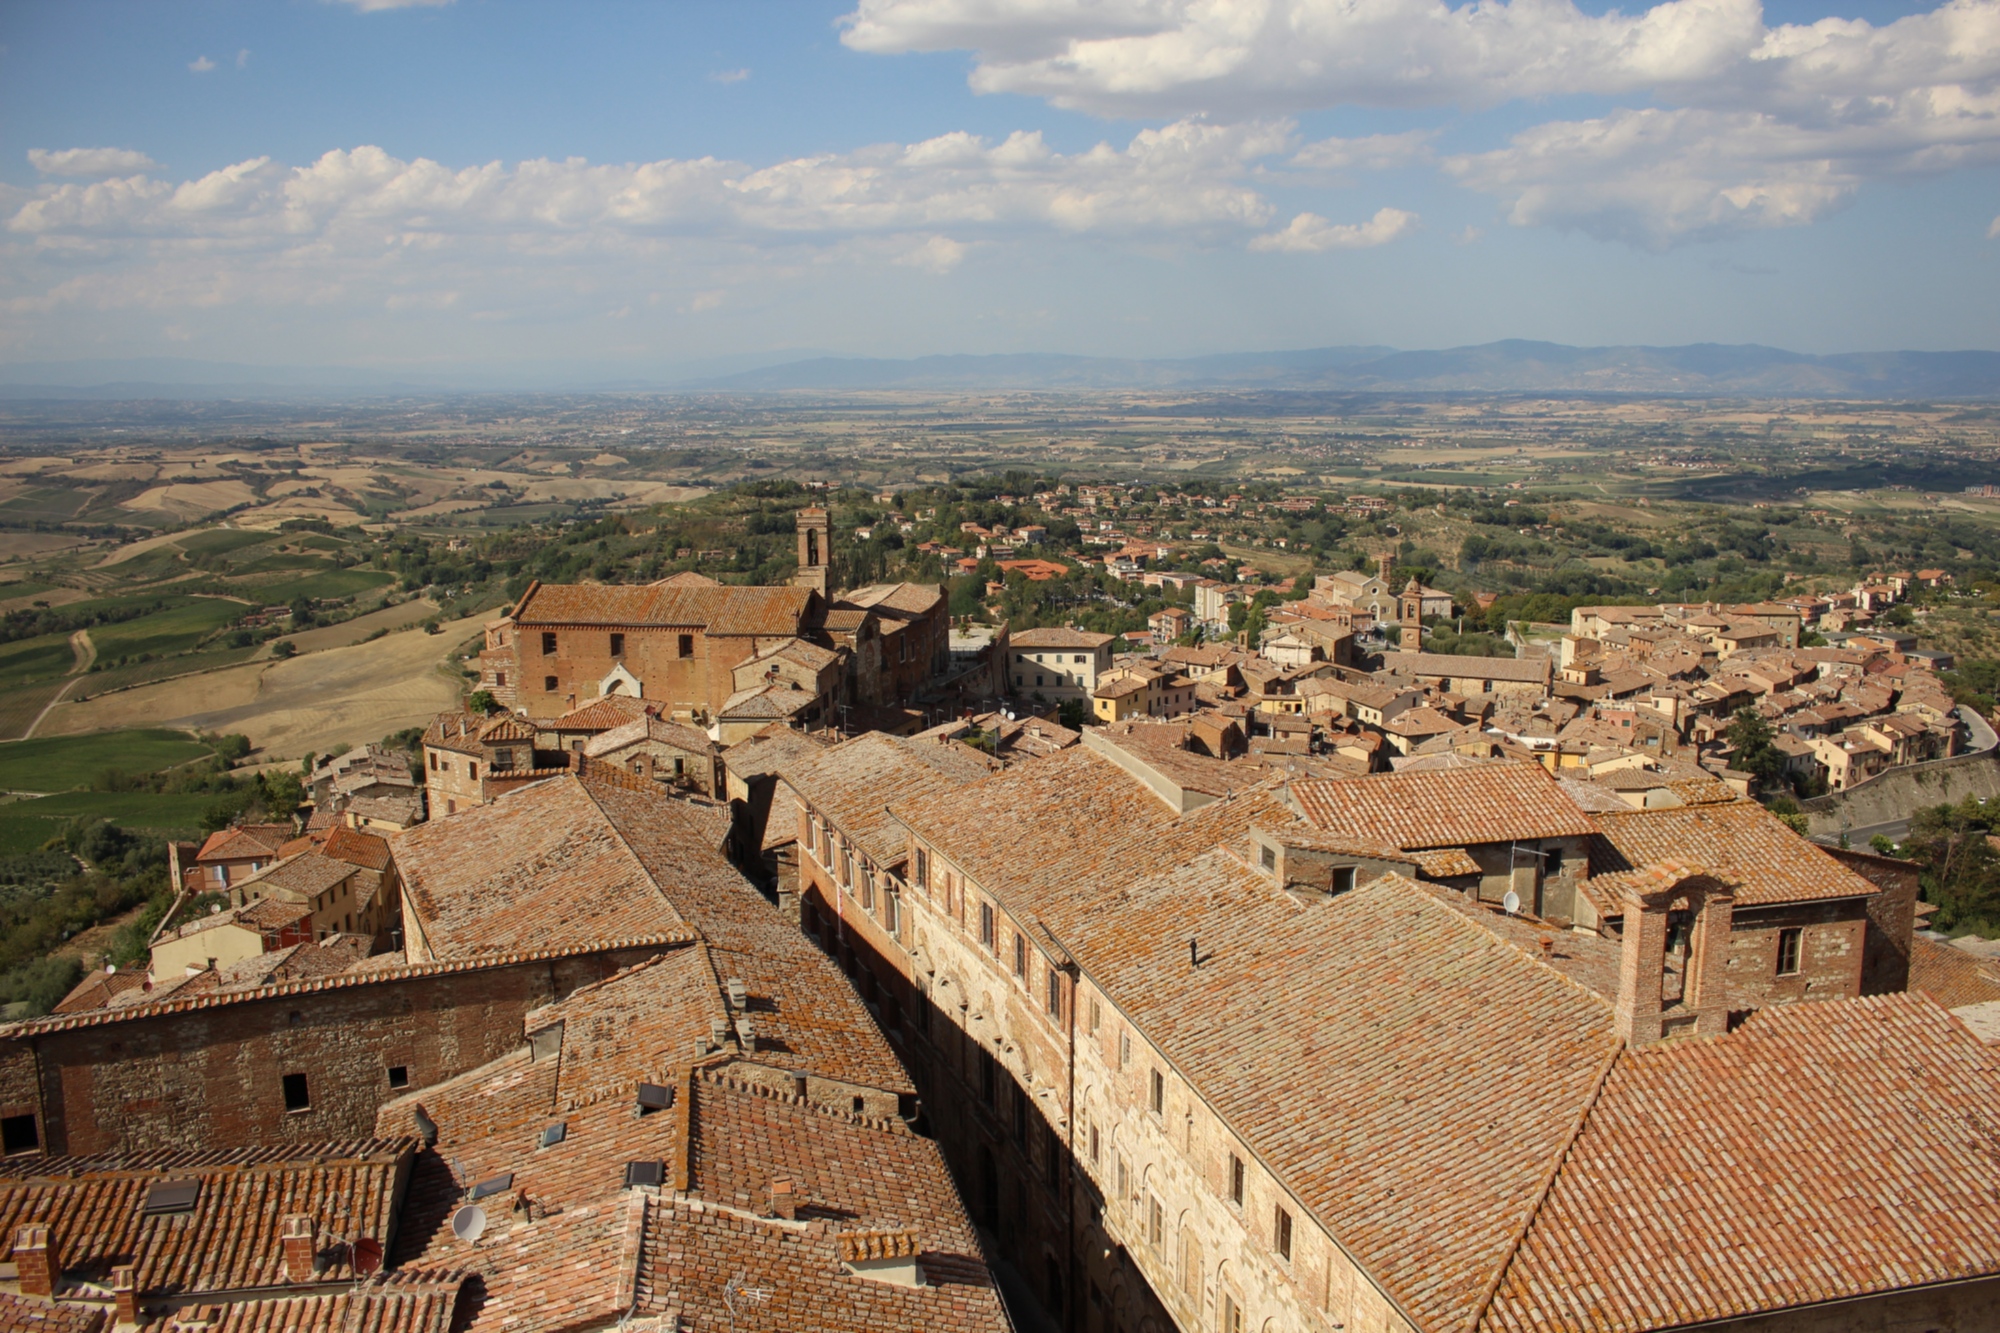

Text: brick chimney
xmin=111 ymin=1265 xmax=138 ymax=1325
xmin=769 ymin=1178 xmax=797 ymax=1221
xmin=280 ymin=1215 xmax=316 ymax=1284
xmin=14 ymin=1224 xmax=55 ymax=1298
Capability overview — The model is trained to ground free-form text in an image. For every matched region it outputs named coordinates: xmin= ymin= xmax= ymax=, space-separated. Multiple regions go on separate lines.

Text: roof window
xmin=538 ymin=1123 xmax=566 ymax=1149
xmin=636 ymin=1083 xmax=673 ymax=1114
xmin=469 ymin=1172 xmax=514 ymax=1201
xmin=623 ymin=1160 xmax=664 ymax=1189
xmin=141 ymin=1180 xmax=201 ymax=1217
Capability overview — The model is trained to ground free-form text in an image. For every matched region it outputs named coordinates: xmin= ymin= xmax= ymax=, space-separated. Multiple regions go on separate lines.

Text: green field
xmin=0 ymin=680 xmax=71 ymax=743
xmin=87 ymin=598 xmax=242 ymax=661
xmin=240 ymin=568 xmax=395 ymax=602
xmin=0 ymin=633 xmax=78 ymax=688
xmin=0 ymin=729 xmax=210 ymax=793
xmin=0 ymin=792 xmax=214 ymax=856
xmin=177 ymin=529 xmax=274 ymax=556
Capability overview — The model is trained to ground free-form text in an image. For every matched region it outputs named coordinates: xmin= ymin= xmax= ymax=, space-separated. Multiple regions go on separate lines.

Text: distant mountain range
xmin=6 ymin=342 xmax=2000 ymax=399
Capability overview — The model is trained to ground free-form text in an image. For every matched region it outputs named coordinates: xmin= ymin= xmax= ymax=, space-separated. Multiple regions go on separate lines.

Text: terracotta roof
xmin=138 ymin=1270 xmax=467 ymax=1333
xmin=1909 ymin=936 xmax=2000 ymax=1008
xmin=581 ymin=715 xmax=720 ymax=760
xmin=1290 ymin=762 xmax=1597 ymax=850
xmin=718 ymin=684 xmax=815 ymax=721
xmin=0 ymin=1140 xmax=414 ymax=1296
xmin=1007 ymin=627 xmax=1112 ymax=649
xmin=393 ymin=774 xmax=701 ymax=958
xmin=1064 ymin=861 xmax=1619 ymax=1333
xmin=1382 ymin=651 xmax=1551 ymax=684
xmin=513 ymin=582 xmax=813 ymax=637
xmin=241 ymin=852 xmax=356 ymax=902
xmin=194 ymin=826 xmax=292 ymax=863
xmin=775 ymin=733 xmax=986 ymax=868
xmin=1482 ymin=992 xmax=2000 ymax=1332
xmin=548 ymin=694 xmax=651 ymax=732
xmin=718 ymin=727 xmax=829 ymax=782
xmin=320 ymin=825 xmax=392 ymax=872
xmin=526 ymin=948 xmax=731 ymax=1112
xmin=0 ymin=1293 xmax=104 ymax=1333
xmin=1587 ymin=802 xmax=1881 ymax=911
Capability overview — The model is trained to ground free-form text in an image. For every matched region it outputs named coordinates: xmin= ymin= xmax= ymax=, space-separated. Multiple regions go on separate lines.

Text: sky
xmin=2 ymin=0 xmax=1998 ymax=378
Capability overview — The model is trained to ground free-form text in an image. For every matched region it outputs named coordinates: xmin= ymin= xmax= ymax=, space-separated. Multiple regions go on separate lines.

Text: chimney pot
xmin=769 ymin=1178 xmax=797 ymax=1221
xmin=112 ymin=1265 xmax=138 ymax=1325
xmin=280 ymin=1214 xmax=316 ymax=1284
xmin=13 ymin=1224 xmax=54 ymax=1298
xmin=1539 ymin=935 xmax=1555 ymax=958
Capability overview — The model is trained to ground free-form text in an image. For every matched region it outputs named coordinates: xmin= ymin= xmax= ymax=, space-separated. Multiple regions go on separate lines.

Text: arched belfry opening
xmin=794 ymin=506 xmax=831 ymax=595
xmin=1613 ymin=862 xmax=1735 ymax=1046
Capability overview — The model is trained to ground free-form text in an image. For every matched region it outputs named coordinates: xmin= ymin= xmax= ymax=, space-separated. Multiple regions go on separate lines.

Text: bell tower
xmin=794 ymin=507 xmax=831 ymax=595
xmin=1399 ymin=578 xmax=1425 ymax=654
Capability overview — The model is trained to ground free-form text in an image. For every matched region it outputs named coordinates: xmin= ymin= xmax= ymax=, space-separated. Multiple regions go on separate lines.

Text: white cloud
xmin=188 ymin=56 xmax=216 ymax=73
xmin=895 ymin=234 xmax=970 ymax=272
xmin=1988 ymin=214 xmax=2000 ymax=238
xmin=28 ymin=148 xmax=159 ymax=177
xmin=840 ymin=0 xmax=2000 ymax=246
xmin=237 ymin=49 xmax=251 ymax=68
xmin=711 ymin=68 xmax=751 ymax=84
xmin=1249 ymin=207 xmax=1418 ymax=251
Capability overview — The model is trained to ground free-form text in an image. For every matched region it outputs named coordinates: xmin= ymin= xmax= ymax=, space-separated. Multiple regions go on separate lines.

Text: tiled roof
xmin=1007 ymin=627 xmax=1112 ymax=649
xmin=242 ymin=852 xmax=356 ymax=902
xmin=776 ymin=733 xmax=985 ymax=867
xmin=393 ymin=774 xmax=698 ymax=957
xmin=512 ymin=582 xmax=814 ymax=637
xmin=0 ymin=1293 xmax=104 ymax=1333
xmin=1064 ymin=861 xmax=1618 ymax=1333
xmin=718 ymin=684 xmax=815 ymax=721
xmin=582 ymin=716 xmax=720 ymax=760
xmin=526 ymin=948 xmax=731 ymax=1111
xmin=719 ymin=727 xmax=829 ymax=782
xmin=320 ymin=825 xmax=392 ymax=871
xmin=1382 ymin=651 xmax=1551 ymax=683
xmin=1586 ymin=802 xmax=1880 ymax=911
xmin=194 ymin=825 xmax=292 ymax=863
xmin=739 ymin=636 xmax=839 ymax=673
xmin=1290 ymin=762 xmax=1597 ymax=850
xmin=1909 ymin=936 xmax=2000 ymax=1008
xmin=140 ymin=1270 xmax=467 ymax=1333
xmin=0 ymin=1140 xmax=414 ymax=1296
xmin=549 ymin=695 xmax=651 ymax=732
xmin=1481 ymin=992 xmax=2000 ymax=1332
xmin=576 ymin=767 xmax=912 ymax=1097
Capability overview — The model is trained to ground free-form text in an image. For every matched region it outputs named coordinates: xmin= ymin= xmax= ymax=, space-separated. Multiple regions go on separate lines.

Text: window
xmin=1331 ymin=866 xmax=1357 ymax=895
xmin=915 ymin=848 xmax=929 ymax=889
xmin=541 ymin=632 xmax=557 ymax=655
xmin=1046 ymin=968 xmax=1063 ymax=1019
xmin=979 ymin=1049 xmax=997 ymax=1107
xmin=1274 ymin=1204 xmax=1293 ymax=1260
xmin=544 ymin=675 xmax=558 ymax=692
xmin=1088 ymin=996 xmax=1101 ymax=1034
xmin=1221 ymin=1294 xmax=1244 ymax=1333
xmin=491 ymin=749 xmax=514 ymax=772
xmin=468 ymin=762 xmax=478 ymax=781
xmin=1545 ymin=846 xmax=1564 ymax=876
xmin=281 ymin=1072 xmax=311 ymax=1113
xmin=1 ymin=1114 xmax=37 ymax=1156
xmin=1149 ymin=1068 xmax=1164 ymax=1115
xmin=428 ymin=752 xmax=438 ymax=771
xmin=1118 ymin=1030 xmax=1130 ymax=1070
xmin=1148 ymin=1197 xmax=1163 ymax=1249
xmin=1088 ymin=1122 xmax=1100 ymax=1164
xmin=1229 ymin=1152 xmax=1245 ymax=1205
xmin=608 ymin=632 xmax=624 ymax=657
xmin=1116 ymin=1153 xmax=1129 ymax=1202
xmin=677 ymin=634 xmax=694 ymax=658
xmin=1014 ymin=933 xmax=1027 ymax=978
xmin=980 ymin=902 xmax=996 ymax=949
xmin=1259 ymin=843 xmax=1276 ymax=871
xmin=885 ymin=892 xmax=899 ymax=935
xmin=1036 ymin=674 xmax=1044 ymax=687
xmin=387 ymin=1066 xmax=409 ymax=1089
xmin=495 ymin=672 xmax=505 ymax=688
xmin=1777 ymin=927 xmax=1803 ymax=976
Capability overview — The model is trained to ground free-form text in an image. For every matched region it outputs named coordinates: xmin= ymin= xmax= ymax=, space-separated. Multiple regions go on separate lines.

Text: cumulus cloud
xmin=839 ymin=0 xmax=2000 ymax=245
xmin=28 ymin=148 xmax=159 ymax=177
xmin=1250 ymin=207 xmax=1418 ymax=251
xmin=188 ymin=56 xmax=216 ymax=73
xmin=711 ymin=68 xmax=751 ymax=84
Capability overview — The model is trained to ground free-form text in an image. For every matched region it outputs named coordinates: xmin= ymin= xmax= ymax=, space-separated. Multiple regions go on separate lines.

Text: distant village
xmin=3 ymin=506 xmax=1998 ymax=1333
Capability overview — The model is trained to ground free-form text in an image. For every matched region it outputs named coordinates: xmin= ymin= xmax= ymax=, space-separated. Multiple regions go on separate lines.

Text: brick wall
xmin=5 ymin=948 xmax=661 ymax=1157
xmin=509 ymin=626 xmax=793 ymax=720
xmin=1721 ymin=902 xmax=1868 ymax=1012
xmin=1823 ymin=847 xmax=1918 ymax=995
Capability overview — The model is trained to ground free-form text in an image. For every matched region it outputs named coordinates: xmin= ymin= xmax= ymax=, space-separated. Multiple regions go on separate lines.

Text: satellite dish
xmin=104 ymin=964 xmax=116 ymax=975
xmin=1502 ymin=890 xmax=1521 ymax=916
xmin=450 ymin=1205 xmax=487 ymax=1244
xmin=352 ymin=1237 xmax=383 ymax=1275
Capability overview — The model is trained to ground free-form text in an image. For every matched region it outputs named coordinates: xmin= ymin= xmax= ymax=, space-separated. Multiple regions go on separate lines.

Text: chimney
xmin=112 ymin=1266 xmax=138 ymax=1325
xmin=280 ymin=1214 xmax=316 ymax=1284
xmin=14 ymin=1224 xmax=55 ymax=1298
xmin=769 ymin=1178 xmax=797 ymax=1221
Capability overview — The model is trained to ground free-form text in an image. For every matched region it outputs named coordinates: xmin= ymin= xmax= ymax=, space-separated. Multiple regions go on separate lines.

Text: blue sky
xmin=2 ymin=0 xmax=1997 ymax=377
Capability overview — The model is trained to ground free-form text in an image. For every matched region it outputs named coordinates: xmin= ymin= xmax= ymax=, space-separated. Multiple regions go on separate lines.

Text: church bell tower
xmin=794 ymin=507 xmax=831 ymax=596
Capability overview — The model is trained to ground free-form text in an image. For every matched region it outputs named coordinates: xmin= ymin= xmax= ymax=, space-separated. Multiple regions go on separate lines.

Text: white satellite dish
xmin=104 ymin=964 xmax=116 ymax=975
xmin=1501 ymin=890 xmax=1521 ymax=916
xmin=450 ymin=1204 xmax=488 ymax=1244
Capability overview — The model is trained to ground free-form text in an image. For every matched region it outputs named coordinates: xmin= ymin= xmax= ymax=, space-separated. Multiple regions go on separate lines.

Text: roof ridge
xmin=1463 ymin=1039 xmax=1627 ymax=1333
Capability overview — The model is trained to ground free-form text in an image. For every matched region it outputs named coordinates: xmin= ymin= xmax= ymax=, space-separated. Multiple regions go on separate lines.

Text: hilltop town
xmin=3 ymin=494 xmax=1997 ymax=1333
